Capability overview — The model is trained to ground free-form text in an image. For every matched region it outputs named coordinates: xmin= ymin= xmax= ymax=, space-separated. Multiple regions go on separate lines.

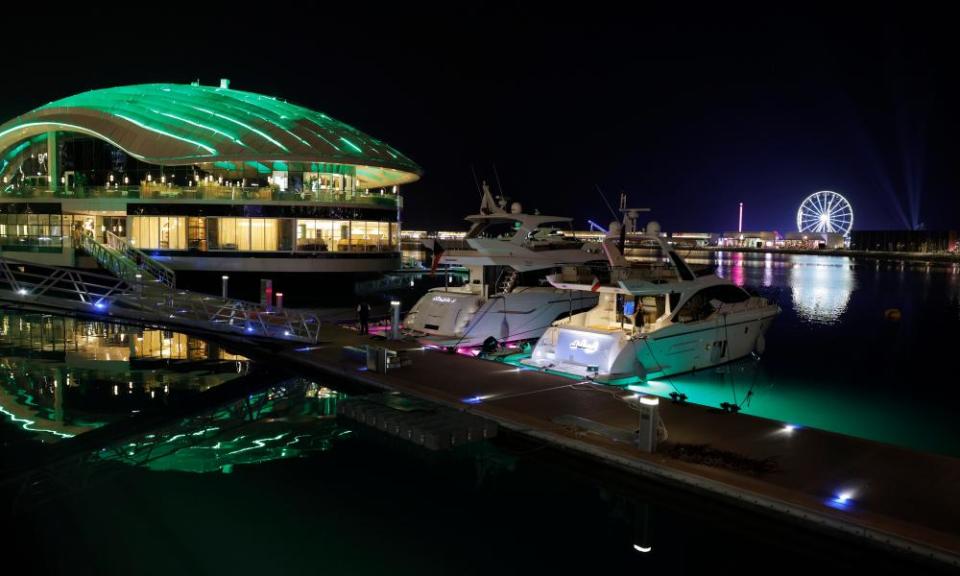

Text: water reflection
xmin=0 ymin=312 xmax=250 ymax=444
xmin=788 ymin=255 xmax=855 ymax=324
xmin=711 ymin=252 xmax=855 ymax=324
xmin=97 ymin=379 xmax=347 ymax=474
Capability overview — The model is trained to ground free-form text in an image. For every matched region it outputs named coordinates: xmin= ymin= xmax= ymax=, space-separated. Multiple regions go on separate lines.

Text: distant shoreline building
xmin=782 ymin=232 xmax=845 ymax=250
xmin=850 ymin=230 xmax=958 ymax=254
xmin=719 ymin=231 xmax=779 ymax=249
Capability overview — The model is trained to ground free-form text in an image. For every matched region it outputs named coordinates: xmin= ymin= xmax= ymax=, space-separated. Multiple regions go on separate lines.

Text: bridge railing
xmin=0 ymin=256 xmax=321 ymax=343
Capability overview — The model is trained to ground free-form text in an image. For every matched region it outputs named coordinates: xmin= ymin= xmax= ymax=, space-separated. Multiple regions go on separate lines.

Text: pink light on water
xmin=732 ymin=252 xmax=746 ymax=286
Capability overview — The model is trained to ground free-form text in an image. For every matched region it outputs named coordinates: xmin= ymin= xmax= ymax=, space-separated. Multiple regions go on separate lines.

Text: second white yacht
xmin=403 ymin=184 xmax=604 ymax=348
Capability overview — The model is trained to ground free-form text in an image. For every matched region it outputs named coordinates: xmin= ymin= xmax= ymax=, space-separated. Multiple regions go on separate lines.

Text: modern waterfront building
xmin=0 ymin=81 xmax=421 ymax=301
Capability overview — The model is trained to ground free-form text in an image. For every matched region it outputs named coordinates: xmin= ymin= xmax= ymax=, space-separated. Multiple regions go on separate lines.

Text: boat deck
xmin=280 ymin=324 xmax=960 ymax=568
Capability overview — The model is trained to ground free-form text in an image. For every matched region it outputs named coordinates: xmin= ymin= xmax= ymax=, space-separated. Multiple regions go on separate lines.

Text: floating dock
xmin=337 ymin=393 xmax=497 ymax=450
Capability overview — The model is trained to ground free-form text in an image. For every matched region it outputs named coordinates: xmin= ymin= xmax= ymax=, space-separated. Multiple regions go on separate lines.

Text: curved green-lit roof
xmin=0 ymin=83 xmax=421 ymax=187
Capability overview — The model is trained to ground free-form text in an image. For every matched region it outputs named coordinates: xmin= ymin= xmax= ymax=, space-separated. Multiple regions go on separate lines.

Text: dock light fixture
xmin=826 ymin=488 xmax=857 ymax=510
xmin=390 ymin=300 xmax=402 ymax=340
xmin=221 ymin=275 xmax=229 ymax=299
xmin=639 ymin=395 xmax=660 ymax=406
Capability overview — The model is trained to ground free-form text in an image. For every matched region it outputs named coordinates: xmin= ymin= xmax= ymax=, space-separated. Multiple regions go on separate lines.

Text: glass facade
xmin=128 ymin=216 xmax=398 ymax=253
xmin=2 ymin=135 xmax=407 ymax=257
xmin=0 ymin=213 xmax=63 ymax=249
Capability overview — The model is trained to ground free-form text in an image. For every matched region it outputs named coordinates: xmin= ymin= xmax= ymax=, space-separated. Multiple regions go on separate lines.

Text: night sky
xmin=3 ymin=3 xmax=957 ymax=233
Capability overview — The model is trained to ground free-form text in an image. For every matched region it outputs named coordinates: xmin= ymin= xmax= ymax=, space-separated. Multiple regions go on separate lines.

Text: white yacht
xmin=402 ymin=185 xmax=604 ymax=348
xmin=521 ymin=221 xmax=780 ymax=382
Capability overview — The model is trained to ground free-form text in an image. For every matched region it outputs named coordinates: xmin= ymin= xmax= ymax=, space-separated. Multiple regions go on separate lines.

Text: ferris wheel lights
xmin=797 ymin=191 xmax=854 ymax=237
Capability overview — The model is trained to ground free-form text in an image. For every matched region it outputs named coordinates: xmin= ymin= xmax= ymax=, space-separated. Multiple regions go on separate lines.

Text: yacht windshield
xmin=467 ymin=219 xmax=520 ymax=239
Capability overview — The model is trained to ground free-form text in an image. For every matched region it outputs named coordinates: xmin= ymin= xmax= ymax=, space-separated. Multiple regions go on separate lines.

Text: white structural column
xmin=47 ymin=131 xmax=59 ymax=191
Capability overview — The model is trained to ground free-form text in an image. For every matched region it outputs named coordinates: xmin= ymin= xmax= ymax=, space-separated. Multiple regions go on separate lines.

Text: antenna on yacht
xmin=479 ymin=181 xmax=505 ymax=215
xmin=617 ymin=192 xmax=652 ymax=234
xmin=470 ymin=164 xmax=483 ymax=199
xmin=492 ymin=163 xmax=507 ymax=206
xmin=595 ymin=185 xmax=619 ymax=220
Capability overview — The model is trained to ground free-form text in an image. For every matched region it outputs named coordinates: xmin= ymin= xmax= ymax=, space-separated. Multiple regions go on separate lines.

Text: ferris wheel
xmin=796 ymin=191 xmax=854 ymax=236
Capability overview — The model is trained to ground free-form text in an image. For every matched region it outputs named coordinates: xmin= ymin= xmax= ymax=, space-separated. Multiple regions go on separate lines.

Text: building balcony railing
xmin=1 ymin=184 xmax=400 ymax=208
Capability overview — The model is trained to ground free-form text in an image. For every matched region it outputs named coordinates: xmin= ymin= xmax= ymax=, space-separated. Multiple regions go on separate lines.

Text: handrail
xmin=104 ymin=231 xmax=176 ymax=289
xmin=0 ymin=255 xmax=322 ymax=343
xmin=80 ymin=233 xmax=175 ymax=289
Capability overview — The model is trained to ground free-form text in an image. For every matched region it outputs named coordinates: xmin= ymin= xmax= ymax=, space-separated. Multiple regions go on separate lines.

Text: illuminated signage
xmin=432 ymin=295 xmax=457 ymax=304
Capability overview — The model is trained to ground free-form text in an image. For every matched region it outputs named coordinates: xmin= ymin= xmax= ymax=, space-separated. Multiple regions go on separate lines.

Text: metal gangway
xmin=0 ymin=257 xmax=322 ymax=343
xmin=81 ymin=231 xmax=176 ymax=289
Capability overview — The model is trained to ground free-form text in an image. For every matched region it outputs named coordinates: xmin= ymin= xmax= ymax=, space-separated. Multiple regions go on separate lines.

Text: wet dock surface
xmin=279 ymin=324 xmax=960 ymax=567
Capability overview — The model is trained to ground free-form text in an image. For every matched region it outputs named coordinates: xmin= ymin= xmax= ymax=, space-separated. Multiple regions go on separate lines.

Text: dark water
xmin=2 ymin=252 xmax=958 ymax=575
xmin=0 ymin=312 xmax=248 ymax=459
xmin=653 ymin=251 xmax=960 ymax=456
xmin=4 ymin=375 xmax=946 ymax=576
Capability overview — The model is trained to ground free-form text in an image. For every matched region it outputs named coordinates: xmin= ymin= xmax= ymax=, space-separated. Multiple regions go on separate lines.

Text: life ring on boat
xmin=884 ymin=308 xmax=902 ymax=322
xmin=754 ymin=333 xmax=766 ymax=356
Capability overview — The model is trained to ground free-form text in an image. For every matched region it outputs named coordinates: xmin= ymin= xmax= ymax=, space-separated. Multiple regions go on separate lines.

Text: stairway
xmin=80 ymin=231 xmax=176 ymax=289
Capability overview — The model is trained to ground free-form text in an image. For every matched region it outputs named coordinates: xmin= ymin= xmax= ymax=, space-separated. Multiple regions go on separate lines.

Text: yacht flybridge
xmin=402 ymin=184 xmax=604 ymax=348
xmin=521 ymin=220 xmax=780 ymax=382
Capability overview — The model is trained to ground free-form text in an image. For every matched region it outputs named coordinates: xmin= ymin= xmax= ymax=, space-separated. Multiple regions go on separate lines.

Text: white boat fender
xmin=754 ymin=333 xmax=766 ymax=356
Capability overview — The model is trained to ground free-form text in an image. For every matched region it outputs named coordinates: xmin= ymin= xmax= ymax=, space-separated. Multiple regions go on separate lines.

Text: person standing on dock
xmin=357 ymin=300 xmax=371 ymax=335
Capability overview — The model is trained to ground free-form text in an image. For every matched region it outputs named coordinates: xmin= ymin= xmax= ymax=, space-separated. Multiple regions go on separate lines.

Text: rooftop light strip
xmin=216 ymin=100 xmax=313 ymax=150
xmin=283 ymin=128 xmax=312 ymax=148
xmin=114 ymin=114 xmax=217 ymax=155
xmin=190 ymin=106 xmax=289 ymax=152
xmin=0 ymin=121 xmax=147 ymax=161
xmin=307 ymin=129 xmax=341 ymax=151
xmin=156 ymin=111 xmax=247 ymax=146
xmin=339 ymin=137 xmax=363 ymax=153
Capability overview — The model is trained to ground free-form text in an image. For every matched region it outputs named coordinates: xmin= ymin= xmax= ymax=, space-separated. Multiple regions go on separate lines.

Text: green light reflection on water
xmin=500 ymin=354 xmax=958 ymax=456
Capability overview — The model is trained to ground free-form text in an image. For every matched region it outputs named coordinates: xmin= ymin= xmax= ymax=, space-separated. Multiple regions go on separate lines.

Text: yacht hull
xmin=522 ymin=305 xmax=779 ymax=382
xmin=404 ymin=287 xmax=599 ymax=348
